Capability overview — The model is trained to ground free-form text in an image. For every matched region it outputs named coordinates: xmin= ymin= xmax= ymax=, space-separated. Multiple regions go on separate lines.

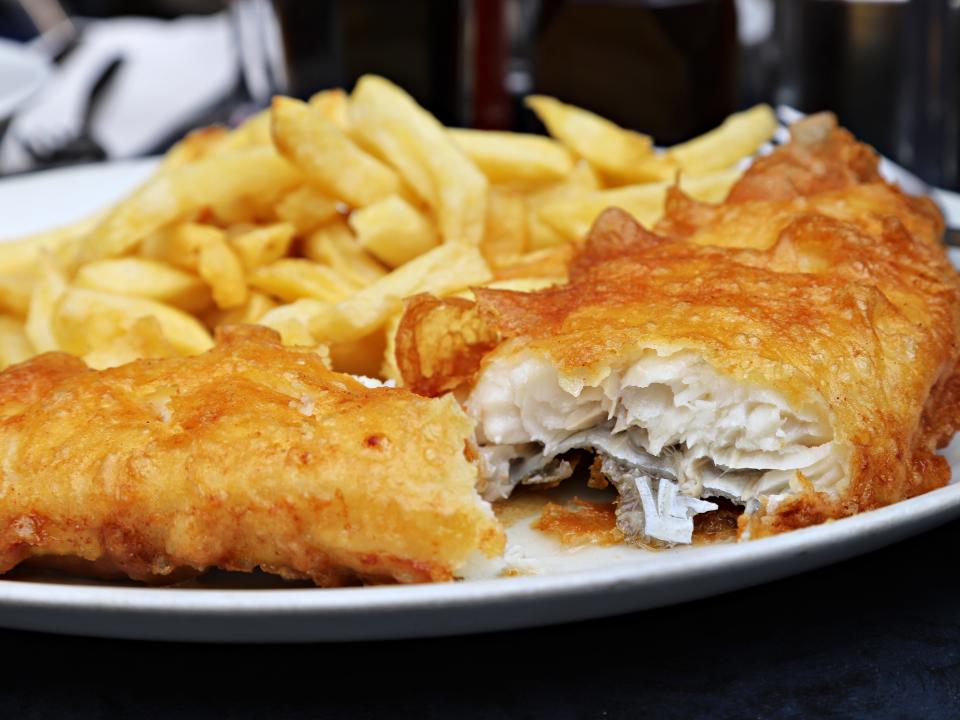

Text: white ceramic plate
xmin=0 ymin=40 xmax=50 ymax=122
xmin=0 ymin=161 xmax=959 ymax=643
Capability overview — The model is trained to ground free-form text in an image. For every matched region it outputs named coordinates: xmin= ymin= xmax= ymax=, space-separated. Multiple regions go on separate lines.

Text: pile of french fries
xmin=0 ymin=74 xmax=777 ymax=378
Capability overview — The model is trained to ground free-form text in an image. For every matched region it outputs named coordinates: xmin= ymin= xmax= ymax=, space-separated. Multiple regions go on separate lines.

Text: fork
xmin=17 ymin=55 xmax=123 ymax=168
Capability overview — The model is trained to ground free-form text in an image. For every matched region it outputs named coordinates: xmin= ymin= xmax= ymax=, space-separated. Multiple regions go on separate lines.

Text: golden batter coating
xmin=0 ymin=325 xmax=503 ymax=585
xmin=398 ymin=113 xmax=960 ymax=540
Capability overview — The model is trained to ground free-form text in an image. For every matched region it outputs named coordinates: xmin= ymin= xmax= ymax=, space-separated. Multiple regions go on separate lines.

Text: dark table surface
xmin=1 ymin=518 xmax=958 ymax=720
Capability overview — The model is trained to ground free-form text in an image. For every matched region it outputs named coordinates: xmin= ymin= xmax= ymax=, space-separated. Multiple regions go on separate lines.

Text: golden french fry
xmin=25 ymin=253 xmax=68 ymax=353
xmin=78 ymin=147 xmax=301 ymax=262
xmin=381 ymin=310 xmax=405 ymax=382
xmin=526 ymin=160 xmax=602 ymax=250
xmin=249 ymin=259 xmax=359 ymax=303
xmin=75 ymin=257 xmax=212 ymax=313
xmin=448 ymin=128 xmax=573 ymax=186
xmin=0 ymin=210 xmax=103 ymax=277
xmin=272 ymin=96 xmax=403 ymax=207
xmin=203 ymin=291 xmax=277 ymax=330
xmin=526 ymin=95 xmax=655 ymax=182
xmin=210 ymin=110 xmax=272 ymax=155
xmin=275 ymin=186 xmax=342 ymax=234
xmin=3 ymin=74 xmax=778 ymax=379
xmin=349 ymin=195 xmax=439 ymax=268
xmin=0 ymin=316 xmax=34 ymax=370
xmin=52 ymin=288 xmax=213 ymax=358
xmin=481 ymin=188 xmax=528 ymax=266
xmin=0 ymin=275 xmax=34 ymax=319
xmin=209 ymin=193 xmax=285 ymax=226
xmin=197 ymin=237 xmax=248 ymax=309
xmin=302 ymin=219 xmax=387 ymax=286
xmin=258 ymin=300 xmax=331 ymax=346
xmin=80 ymin=316 xmax=179 ymax=370
xmin=308 ymin=242 xmax=492 ymax=344
xmin=668 ymin=104 xmax=777 ymax=174
xmin=539 ymin=167 xmax=743 ymax=241
xmin=490 ymin=245 xmax=574 ymax=282
xmin=458 ymin=276 xmax=565 ymax=297
xmin=349 ymin=75 xmax=487 ymax=244
xmin=308 ymin=88 xmax=350 ymax=130
xmin=140 ymin=222 xmax=224 ymax=271
xmin=227 ymin=222 xmax=296 ymax=270
xmin=160 ymin=126 xmax=230 ymax=170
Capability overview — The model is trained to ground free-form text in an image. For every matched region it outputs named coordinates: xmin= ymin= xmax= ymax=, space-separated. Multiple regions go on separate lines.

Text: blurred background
xmin=0 ymin=0 xmax=956 ymax=189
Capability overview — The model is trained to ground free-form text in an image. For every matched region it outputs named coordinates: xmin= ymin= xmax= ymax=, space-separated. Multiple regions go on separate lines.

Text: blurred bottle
xmin=231 ymin=0 xmax=465 ymax=124
xmin=233 ymin=0 xmax=738 ymax=140
xmin=518 ymin=0 xmax=739 ymax=143
xmin=773 ymin=0 xmax=959 ymax=190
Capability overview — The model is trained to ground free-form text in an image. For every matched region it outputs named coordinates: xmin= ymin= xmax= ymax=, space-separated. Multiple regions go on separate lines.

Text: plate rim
xmin=0 ymin=480 xmax=957 ymax=616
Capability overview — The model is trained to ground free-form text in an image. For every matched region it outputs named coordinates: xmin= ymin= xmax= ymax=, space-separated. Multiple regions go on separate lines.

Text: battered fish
xmin=397 ymin=113 xmax=960 ymax=545
xmin=0 ymin=325 xmax=503 ymax=585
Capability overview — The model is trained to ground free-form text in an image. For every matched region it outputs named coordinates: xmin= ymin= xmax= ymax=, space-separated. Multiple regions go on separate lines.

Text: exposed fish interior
xmin=467 ymin=349 xmax=846 ymax=544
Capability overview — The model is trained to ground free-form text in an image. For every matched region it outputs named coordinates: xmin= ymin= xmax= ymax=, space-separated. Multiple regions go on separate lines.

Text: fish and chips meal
xmin=0 ymin=75 xmax=957 ymax=585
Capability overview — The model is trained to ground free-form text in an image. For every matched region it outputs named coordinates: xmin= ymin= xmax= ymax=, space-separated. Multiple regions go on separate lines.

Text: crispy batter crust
xmin=0 ymin=325 xmax=503 ymax=585
xmin=398 ymin=114 xmax=960 ymax=539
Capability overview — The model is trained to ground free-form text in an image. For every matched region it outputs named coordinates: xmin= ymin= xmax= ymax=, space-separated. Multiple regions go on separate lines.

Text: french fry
xmin=539 ymin=167 xmax=743 ymax=241
xmin=272 ymin=96 xmax=403 ymax=207
xmin=490 ymin=245 xmax=575 ymax=282
xmin=203 ymin=291 xmax=277 ymax=330
xmin=349 ymin=75 xmax=488 ymax=244
xmin=210 ymin=109 xmax=272 ymax=155
xmin=380 ymin=310 xmax=405 ymax=382
xmin=0 ymin=210 xmax=103 ymax=277
xmin=461 ymin=277 xmax=564 ymax=296
xmin=258 ymin=300 xmax=331 ymax=346
xmin=160 ymin=126 xmax=230 ymax=170
xmin=481 ymin=188 xmax=528 ymax=266
xmin=75 ymin=257 xmax=212 ymax=313
xmin=209 ymin=189 xmax=289 ymax=227
xmin=78 ymin=147 xmax=301 ymax=262
xmin=526 ymin=160 xmax=601 ymax=250
xmin=448 ymin=128 xmax=573 ymax=186
xmin=249 ymin=259 xmax=359 ymax=303
xmin=25 ymin=253 xmax=68 ymax=353
xmin=52 ymin=288 xmax=213 ymax=358
xmin=526 ymin=95 xmax=655 ymax=183
xmin=349 ymin=195 xmax=439 ymax=268
xmin=197 ymin=237 xmax=248 ymax=309
xmin=0 ymin=275 xmax=34 ymax=319
xmin=80 ymin=315 xmax=178 ymax=370
xmin=5 ymin=74 xmax=777 ymax=381
xmin=301 ymin=219 xmax=387 ymax=286
xmin=308 ymin=88 xmax=350 ymax=131
xmin=227 ymin=222 xmax=296 ymax=270
xmin=0 ymin=316 xmax=34 ymax=370
xmin=275 ymin=186 xmax=342 ymax=234
xmin=140 ymin=222 xmax=224 ymax=271
xmin=668 ymin=104 xmax=777 ymax=174
xmin=307 ymin=242 xmax=492 ymax=344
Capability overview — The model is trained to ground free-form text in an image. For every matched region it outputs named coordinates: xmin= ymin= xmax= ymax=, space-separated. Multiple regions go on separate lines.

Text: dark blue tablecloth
xmin=0 ymin=519 xmax=958 ymax=719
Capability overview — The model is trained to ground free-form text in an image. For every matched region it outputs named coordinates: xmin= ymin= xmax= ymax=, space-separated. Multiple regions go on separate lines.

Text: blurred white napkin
xmin=1 ymin=12 xmax=238 ymax=173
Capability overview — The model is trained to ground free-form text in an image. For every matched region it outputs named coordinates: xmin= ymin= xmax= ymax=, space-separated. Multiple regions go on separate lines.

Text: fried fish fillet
xmin=397 ymin=113 xmax=960 ymax=545
xmin=0 ymin=325 xmax=503 ymax=585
